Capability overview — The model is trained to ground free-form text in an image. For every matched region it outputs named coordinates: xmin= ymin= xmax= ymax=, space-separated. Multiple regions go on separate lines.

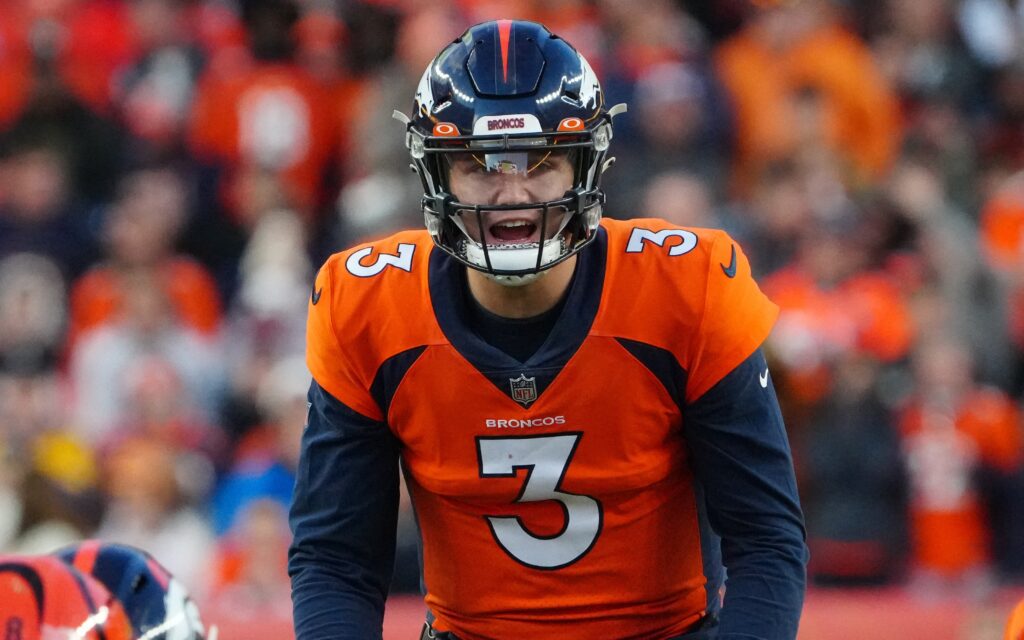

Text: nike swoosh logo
xmin=311 ymin=285 xmax=323 ymax=305
xmin=721 ymin=244 xmax=737 ymax=278
xmin=759 ymin=368 xmax=769 ymax=388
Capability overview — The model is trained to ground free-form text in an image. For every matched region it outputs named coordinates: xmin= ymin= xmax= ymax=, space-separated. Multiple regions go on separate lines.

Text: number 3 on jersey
xmin=345 ymin=243 xmax=416 ymax=277
xmin=476 ymin=433 xmax=602 ymax=569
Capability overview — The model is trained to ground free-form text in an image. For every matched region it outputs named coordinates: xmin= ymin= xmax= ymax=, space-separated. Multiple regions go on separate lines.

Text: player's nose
xmin=490 ymin=172 xmax=534 ymax=207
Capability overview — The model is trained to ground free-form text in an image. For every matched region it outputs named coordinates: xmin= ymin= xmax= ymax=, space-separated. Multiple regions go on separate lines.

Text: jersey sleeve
xmin=686 ymin=233 xmax=778 ymax=403
xmin=683 ymin=348 xmax=807 ymax=639
xmin=305 ymin=259 xmax=384 ymax=421
xmin=289 ymin=381 xmax=400 ymax=640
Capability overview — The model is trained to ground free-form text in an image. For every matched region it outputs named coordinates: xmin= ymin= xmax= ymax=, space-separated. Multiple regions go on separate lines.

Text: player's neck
xmin=466 ymin=256 xmax=577 ymax=319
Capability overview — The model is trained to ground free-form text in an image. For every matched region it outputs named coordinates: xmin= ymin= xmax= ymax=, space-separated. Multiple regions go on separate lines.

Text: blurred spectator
xmin=799 ymin=353 xmax=908 ymax=586
xmin=979 ymin=169 xmax=1024 ymax=391
xmin=763 ymin=215 xmax=916 ymax=414
xmin=114 ymin=0 xmax=208 ymax=161
xmin=871 ymin=0 xmax=983 ymax=211
xmin=221 ymin=209 xmax=310 ymax=436
xmin=69 ymin=269 xmax=225 ymax=443
xmin=208 ymin=498 xmax=292 ymax=617
xmin=0 ymin=361 xmax=102 ymax=554
xmin=333 ymin=3 xmax=459 ymax=243
xmin=640 ymin=171 xmax=716 ymax=226
xmin=96 ymin=436 xmax=215 ymax=596
xmin=0 ymin=0 xmax=134 ymax=120
xmin=213 ymin=355 xmax=307 ymax=534
xmin=0 ymin=253 xmax=66 ymax=376
xmin=603 ymin=59 xmax=734 ymax=214
xmin=873 ymin=0 xmax=980 ymax=107
xmin=884 ymin=157 xmax=1009 ymax=386
xmin=735 ymin=159 xmax=813 ymax=276
xmin=8 ymin=432 xmax=103 ymax=555
xmin=715 ymin=0 xmax=901 ymax=195
xmin=899 ymin=336 xmax=1023 ymax=596
xmin=104 ymin=355 xmax=225 ymax=476
xmin=596 ymin=0 xmax=703 ymax=80
xmin=2 ymin=50 xmax=126 ymax=204
xmin=67 ymin=166 xmax=221 ymax=353
xmin=295 ymin=3 xmax=346 ymax=86
xmin=188 ymin=0 xmax=340 ymax=226
xmin=0 ymin=139 xmax=101 ymax=279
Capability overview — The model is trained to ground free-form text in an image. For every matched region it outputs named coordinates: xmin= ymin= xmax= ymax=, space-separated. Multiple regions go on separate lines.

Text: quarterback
xmin=289 ymin=19 xmax=807 ymax=640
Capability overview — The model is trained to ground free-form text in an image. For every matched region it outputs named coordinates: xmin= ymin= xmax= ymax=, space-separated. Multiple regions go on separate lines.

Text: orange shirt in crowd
xmin=762 ymin=266 xmax=914 ymax=401
xmin=0 ymin=0 xmax=137 ymax=116
xmin=68 ymin=258 xmax=222 ymax=349
xmin=189 ymin=58 xmax=340 ymax=222
xmin=899 ymin=390 xmax=1023 ymax=576
xmin=715 ymin=20 xmax=901 ymax=194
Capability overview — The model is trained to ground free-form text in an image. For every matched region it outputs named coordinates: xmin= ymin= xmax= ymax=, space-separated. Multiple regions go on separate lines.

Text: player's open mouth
xmin=488 ymin=219 xmax=539 ymax=244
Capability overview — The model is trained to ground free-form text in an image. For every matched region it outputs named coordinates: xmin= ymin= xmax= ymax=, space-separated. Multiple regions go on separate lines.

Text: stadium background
xmin=1 ymin=0 xmax=1023 ymax=637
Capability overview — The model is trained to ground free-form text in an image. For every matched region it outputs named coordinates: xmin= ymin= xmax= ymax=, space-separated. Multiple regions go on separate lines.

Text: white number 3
xmin=345 ymin=243 xmax=416 ymax=277
xmin=476 ymin=433 xmax=602 ymax=569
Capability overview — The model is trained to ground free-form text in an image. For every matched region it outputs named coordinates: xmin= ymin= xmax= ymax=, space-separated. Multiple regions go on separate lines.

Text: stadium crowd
xmin=0 ymin=0 xmax=1023 ymax=624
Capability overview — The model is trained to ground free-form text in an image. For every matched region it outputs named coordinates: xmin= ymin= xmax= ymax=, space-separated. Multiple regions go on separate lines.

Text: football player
xmin=0 ymin=554 xmax=134 ymax=640
xmin=56 ymin=541 xmax=215 ymax=640
xmin=290 ymin=19 xmax=807 ymax=640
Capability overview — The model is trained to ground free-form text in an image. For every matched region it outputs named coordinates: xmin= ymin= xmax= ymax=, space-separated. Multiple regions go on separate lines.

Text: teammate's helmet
xmin=0 ymin=554 xmax=133 ymax=640
xmin=396 ymin=19 xmax=625 ymax=283
xmin=56 ymin=541 xmax=209 ymax=640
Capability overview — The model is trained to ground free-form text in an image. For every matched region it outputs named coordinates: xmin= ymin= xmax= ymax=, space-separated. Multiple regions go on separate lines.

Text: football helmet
xmin=395 ymin=19 xmax=626 ymax=285
xmin=56 ymin=541 xmax=212 ymax=640
xmin=0 ymin=554 xmax=133 ymax=640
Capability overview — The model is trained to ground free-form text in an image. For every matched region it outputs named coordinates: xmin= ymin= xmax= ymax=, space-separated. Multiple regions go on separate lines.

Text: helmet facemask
xmin=411 ymin=125 xmax=612 ymax=284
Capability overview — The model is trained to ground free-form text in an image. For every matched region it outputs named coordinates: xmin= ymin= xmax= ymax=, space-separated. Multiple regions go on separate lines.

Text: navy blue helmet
xmin=395 ymin=19 xmax=626 ymax=283
xmin=55 ymin=541 xmax=211 ymax=640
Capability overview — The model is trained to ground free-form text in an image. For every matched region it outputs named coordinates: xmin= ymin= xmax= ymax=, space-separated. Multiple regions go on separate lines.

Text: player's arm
xmin=683 ymin=347 xmax=807 ymax=639
xmin=288 ymin=380 xmax=401 ymax=640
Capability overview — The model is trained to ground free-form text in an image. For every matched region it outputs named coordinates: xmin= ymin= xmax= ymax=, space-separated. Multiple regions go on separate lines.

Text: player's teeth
xmin=497 ymin=221 xmax=530 ymax=228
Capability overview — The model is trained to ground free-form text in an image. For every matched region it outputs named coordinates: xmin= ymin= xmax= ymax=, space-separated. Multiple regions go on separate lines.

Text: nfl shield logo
xmin=509 ymin=373 xmax=538 ymax=407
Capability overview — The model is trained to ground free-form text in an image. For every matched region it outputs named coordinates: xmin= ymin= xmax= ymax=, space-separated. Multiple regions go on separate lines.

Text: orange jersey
xmin=68 ymin=258 xmax=222 ymax=349
xmin=189 ymin=60 xmax=339 ymax=219
xmin=900 ymin=390 xmax=1023 ymax=575
xmin=303 ymin=219 xmax=795 ymax=639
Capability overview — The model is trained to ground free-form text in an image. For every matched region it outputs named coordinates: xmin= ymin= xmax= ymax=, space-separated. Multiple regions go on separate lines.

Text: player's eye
xmin=527 ymin=151 xmax=552 ymax=174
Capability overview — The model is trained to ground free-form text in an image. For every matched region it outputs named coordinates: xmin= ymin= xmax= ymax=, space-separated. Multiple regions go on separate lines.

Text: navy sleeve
xmin=682 ymin=348 xmax=808 ymax=640
xmin=289 ymin=381 xmax=401 ymax=640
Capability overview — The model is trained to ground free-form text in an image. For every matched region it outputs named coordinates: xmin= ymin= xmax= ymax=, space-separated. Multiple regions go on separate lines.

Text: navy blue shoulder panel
xmin=614 ymin=338 xmax=687 ymax=406
xmin=370 ymin=346 xmax=428 ymax=421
